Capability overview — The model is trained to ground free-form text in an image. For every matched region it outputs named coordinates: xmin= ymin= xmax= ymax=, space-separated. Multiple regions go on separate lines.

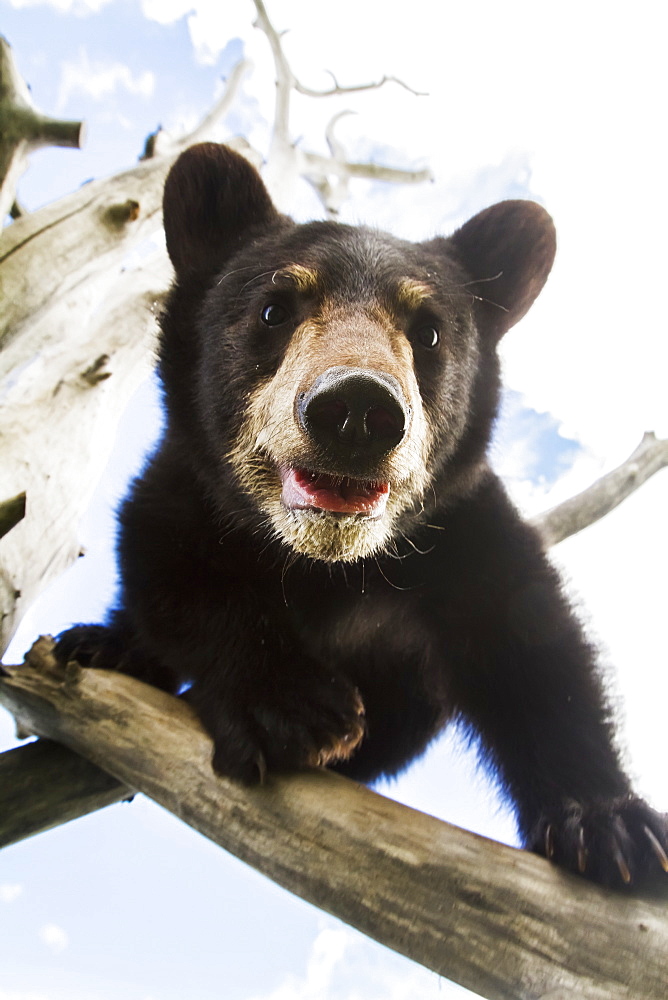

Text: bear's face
xmin=196 ymin=224 xmax=480 ymax=562
xmin=162 ymin=144 xmax=556 ymax=563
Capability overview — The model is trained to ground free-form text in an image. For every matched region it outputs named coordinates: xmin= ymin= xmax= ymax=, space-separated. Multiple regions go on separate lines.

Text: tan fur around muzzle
xmin=228 ymin=306 xmax=435 ymax=562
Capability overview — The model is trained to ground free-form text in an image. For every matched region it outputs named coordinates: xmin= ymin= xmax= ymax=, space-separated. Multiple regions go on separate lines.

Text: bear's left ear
xmin=449 ymin=200 xmax=556 ymax=341
xmin=163 ymin=142 xmax=282 ymax=279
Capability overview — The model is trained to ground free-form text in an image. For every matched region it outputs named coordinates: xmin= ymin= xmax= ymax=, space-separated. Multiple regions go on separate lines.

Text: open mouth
xmin=280 ymin=466 xmax=390 ymax=518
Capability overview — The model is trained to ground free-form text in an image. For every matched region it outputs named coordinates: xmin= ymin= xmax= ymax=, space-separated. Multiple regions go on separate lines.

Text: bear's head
xmin=161 ymin=143 xmax=556 ymax=563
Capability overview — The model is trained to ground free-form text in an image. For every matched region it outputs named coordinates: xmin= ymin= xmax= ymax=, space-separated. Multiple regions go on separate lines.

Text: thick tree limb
xmin=1 ymin=637 xmax=667 ymax=1000
xmin=532 ymin=433 xmax=668 ymax=547
xmin=0 ymin=36 xmax=84 ymax=220
xmin=0 ymin=738 xmax=128 ymax=848
xmin=0 ymin=256 xmax=171 ymax=653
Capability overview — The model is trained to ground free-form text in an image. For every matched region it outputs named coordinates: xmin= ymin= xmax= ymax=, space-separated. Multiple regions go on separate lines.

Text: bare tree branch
xmin=1 ymin=638 xmax=667 ymax=1000
xmin=295 ymin=70 xmax=428 ymax=99
xmin=532 ymin=433 xmax=668 ymax=547
xmin=252 ymin=0 xmax=426 ymax=104
xmin=253 ymin=0 xmax=292 ymax=142
xmin=325 ymin=109 xmax=353 ymax=161
xmin=0 ymin=35 xmax=84 ymax=219
xmin=184 ymin=61 xmax=253 ymax=147
xmin=251 ymin=0 xmax=431 ymax=215
xmin=304 ymin=149 xmax=432 ymax=185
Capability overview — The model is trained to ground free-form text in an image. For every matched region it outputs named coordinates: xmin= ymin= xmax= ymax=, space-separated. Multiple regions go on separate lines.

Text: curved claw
xmin=255 ymin=749 xmax=268 ymax=785
xmin=544 ymin=823 xmax=555 ymax=860
xmin=644 ymin=824 xmax=668 ymax=873
xmin=577 ymin=825 xmax=588 ymax=874
xmin=612 ymin=840 xmax=632 ymax=885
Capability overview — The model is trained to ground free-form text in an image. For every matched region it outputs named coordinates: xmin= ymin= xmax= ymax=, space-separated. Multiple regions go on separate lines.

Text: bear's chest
xmin=285 ymin=576 xmax=437 ymax=683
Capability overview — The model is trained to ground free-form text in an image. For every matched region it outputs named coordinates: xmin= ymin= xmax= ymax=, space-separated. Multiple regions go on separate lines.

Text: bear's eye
xmin=414 ymin=325 xmax=440 ymax=349
xmin=260 ymin=303 xmax=289 ymax=327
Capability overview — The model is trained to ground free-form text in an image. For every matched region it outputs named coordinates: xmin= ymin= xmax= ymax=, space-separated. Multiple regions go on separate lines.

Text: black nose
xmin=299 ymin=366 xmax=407 ymax=459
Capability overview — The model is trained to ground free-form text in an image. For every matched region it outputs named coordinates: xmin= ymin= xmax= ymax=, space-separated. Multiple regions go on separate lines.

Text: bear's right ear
xmin=163 ymin=143 xmax=280 ymax=279
xmin=448 ymin=200 xmax=556 ymax=341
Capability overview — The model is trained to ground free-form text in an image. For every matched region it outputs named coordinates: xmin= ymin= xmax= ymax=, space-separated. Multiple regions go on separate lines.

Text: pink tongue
xmin=281 ymin=467 xmax=389 ymax=516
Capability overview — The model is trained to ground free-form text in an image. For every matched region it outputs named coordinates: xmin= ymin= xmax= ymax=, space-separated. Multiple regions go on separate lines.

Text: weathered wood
xmin=0 ymin=738 xmax=128 ymax=848
xmin=532 ymin=433 xmax=668 ymax=547
xmin=0 ymin=60 xmax=252 ymax=655
xmin=0 ymin=256 xmax=170 ymax=653
xmin=0 ymin=56 xmax=252 ymax=351
xmin=1 ymin=638 xmax=667 ymax=1000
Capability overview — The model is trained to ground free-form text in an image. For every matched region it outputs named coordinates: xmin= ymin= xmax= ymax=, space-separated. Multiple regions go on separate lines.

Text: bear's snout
xmin=298 ymin=366 xmax=408 ymax=463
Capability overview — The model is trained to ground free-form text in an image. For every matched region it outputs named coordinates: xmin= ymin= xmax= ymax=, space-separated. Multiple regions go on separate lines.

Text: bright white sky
xmin=1 ymin=2 xmax=667 ymax=999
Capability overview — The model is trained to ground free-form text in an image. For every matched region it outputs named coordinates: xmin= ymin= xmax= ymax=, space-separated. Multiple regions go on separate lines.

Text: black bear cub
xmin=57 ymin=142 xmax=667 ymax=889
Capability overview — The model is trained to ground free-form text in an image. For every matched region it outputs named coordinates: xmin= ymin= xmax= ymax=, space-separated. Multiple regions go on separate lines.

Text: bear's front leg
xmin=182 ymin=638 xmax=366 ymax=784
xmin=57 ymin=602 xmax=365 ymax=783
xmin=433 ymin=474 xmax=668 ymax=889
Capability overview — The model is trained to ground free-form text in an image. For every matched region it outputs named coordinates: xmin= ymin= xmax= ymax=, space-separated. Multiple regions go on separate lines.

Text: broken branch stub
xmin=0 ymin=35 xmax=85 ymax=220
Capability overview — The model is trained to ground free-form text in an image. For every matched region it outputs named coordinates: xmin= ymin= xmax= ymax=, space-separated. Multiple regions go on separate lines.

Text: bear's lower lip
xmin=280 ymin=466 xmax=390 ymax=517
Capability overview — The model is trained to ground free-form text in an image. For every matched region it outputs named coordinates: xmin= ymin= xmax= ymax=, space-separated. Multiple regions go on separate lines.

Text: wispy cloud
xmin=39 ymin=923 xmax=69 ymax=955
xmin=57 ymin=48 xmax=155 ymax=111
xmin=139 ymin=0 xmax=193 ymax=25
xmin=8 ymin=0 xmax=112 ymax=12
xmin=247 ymin=922 xmax=475 ymax=1000
xmin=0 ymin=884 xmax=23 ymax=903
xmin=140 ymin=0 xmax=256 ymax=66
xmin=247 ymin=926 xmax=347 ymax=1000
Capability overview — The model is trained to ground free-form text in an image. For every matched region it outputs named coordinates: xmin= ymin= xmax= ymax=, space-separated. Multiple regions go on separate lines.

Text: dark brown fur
xmin=56 ymin=143 xmax=668 ymax=889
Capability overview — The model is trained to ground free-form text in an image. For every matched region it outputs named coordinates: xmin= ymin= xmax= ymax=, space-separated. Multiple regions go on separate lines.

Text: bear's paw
xmin=188 ymin=671 xmax=366 ymax=784
xmin=529 ymin=795 xmax=668 ymax=889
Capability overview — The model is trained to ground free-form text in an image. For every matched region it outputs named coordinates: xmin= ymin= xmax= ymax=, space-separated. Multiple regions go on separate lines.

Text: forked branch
xmin=252 ymin=0 xmax=431 ymax=214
